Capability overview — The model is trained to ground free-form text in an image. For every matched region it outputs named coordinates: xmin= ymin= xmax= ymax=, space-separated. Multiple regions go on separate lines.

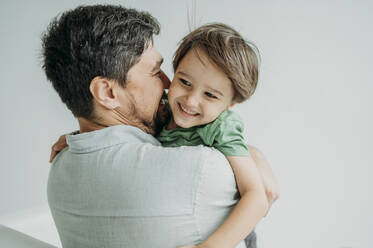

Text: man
xmin=43 ymin=5 xmax=279 ymax=248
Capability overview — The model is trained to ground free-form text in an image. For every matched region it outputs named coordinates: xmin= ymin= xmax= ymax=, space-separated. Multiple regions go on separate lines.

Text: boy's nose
xmin=185 ymin=92 xmax=199 ymax=107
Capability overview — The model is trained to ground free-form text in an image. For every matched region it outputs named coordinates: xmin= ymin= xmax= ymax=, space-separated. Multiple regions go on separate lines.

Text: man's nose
xmin=159 ymin=70 xmax=171 ymax=89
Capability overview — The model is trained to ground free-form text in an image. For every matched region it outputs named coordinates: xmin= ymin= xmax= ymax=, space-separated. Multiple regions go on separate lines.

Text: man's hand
xmin=248 ymin=145 xmax=280 ymax=215
xmin=49 ymin=134 xmax=68 ymax=163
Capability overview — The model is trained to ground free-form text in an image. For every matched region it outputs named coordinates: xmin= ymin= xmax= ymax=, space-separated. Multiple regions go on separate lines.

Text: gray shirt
xmin=48 ymin=125 xmax=245 ymax=248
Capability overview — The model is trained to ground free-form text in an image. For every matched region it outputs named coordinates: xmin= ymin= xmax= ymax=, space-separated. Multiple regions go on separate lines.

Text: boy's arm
xmin=197 ymin=155 xmax=268 ymax=248
xmin=49 ymin=134 xmax=69 ymax=162
xmin=248 ymin=145 xmax=280 ymax=214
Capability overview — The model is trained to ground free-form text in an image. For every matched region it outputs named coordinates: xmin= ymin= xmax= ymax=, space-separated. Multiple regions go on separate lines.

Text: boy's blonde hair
xmin=173 ymin=23 xmax=260 ymax=103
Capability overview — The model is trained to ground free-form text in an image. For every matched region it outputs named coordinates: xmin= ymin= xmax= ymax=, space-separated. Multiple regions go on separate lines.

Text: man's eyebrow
xmin=178 ymin=71 xmax=224 ymax=97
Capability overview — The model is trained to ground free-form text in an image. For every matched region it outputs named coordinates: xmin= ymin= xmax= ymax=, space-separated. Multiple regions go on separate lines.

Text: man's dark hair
xmin=42 ymin=5 xmax=160 ymax=118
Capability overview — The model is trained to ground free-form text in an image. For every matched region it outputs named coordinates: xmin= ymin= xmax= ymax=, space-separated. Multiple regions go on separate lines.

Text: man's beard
xmin=112 ymin=95 xmax=170 ymax=136
xmin=131 ymin=102 xmax=171 ymax=136
xmin=112 ymin=105 xmax=156 ymax=135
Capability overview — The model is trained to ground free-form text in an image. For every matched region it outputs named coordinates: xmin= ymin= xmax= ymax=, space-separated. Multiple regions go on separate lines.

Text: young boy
xmin=157 ymin=23 xmax=268 ymax=248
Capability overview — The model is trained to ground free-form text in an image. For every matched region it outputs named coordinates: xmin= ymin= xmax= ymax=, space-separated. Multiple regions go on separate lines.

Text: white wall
xmin=1 ymin=0 xmax=372 ymax=247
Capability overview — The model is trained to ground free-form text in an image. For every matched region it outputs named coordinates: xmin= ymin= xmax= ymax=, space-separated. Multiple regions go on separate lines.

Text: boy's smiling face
xmin=167 ymin=48 xmax=235 ymax=129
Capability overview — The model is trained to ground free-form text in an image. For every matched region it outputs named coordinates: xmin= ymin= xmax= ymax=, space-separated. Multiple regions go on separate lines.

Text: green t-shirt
xmin=157 ymin=110 xmax=250 ymax=157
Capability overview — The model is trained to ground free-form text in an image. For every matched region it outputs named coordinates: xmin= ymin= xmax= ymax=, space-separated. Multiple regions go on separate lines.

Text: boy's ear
xmin=89 ymin=77 xmax=120 ymax=109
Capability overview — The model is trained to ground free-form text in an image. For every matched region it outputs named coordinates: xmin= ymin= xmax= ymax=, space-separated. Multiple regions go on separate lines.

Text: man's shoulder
xmin=201 ymin=146 xmax=230 ymax=165
xmin=149 ymin=144 xmax=230 ymax=168
xmin=143 ymin=143 xmax=208 ymax=160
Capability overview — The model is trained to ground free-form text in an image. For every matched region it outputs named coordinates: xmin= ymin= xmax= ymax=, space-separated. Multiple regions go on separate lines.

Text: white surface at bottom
xmin=0 ymin=205 xmax=61 ymax=247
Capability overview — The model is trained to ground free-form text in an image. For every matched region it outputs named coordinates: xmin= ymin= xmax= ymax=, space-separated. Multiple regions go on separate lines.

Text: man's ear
xmin=89 ymin=77 xmax=120 ymax=109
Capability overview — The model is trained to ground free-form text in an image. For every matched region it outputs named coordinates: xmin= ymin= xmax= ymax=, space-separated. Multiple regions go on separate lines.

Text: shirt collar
xmin=66 ymin=125 xmax=161 ymax=153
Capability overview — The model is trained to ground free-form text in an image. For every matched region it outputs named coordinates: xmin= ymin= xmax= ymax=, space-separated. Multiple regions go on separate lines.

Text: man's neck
xmin=78 ymin=117 xmax=110 ymax=133
xmin=77 ymin=112 xmax=155 ymax=136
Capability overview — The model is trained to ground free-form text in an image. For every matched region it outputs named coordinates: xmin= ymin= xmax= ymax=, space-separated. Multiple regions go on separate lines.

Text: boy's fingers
xmin=49 ymin=149 xmax=57 ymax=163
xmin=58 ymin=135 xmax=66 ymax=144
xmin=49 ymin=134 xmax=68 ymax=163
xmin=49 ymin=143 xmax=61 ymax=163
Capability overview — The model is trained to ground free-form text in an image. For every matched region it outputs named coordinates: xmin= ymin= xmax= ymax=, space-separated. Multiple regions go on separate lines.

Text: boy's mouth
xmin=178 ymin=103 xmax=199 ymax=117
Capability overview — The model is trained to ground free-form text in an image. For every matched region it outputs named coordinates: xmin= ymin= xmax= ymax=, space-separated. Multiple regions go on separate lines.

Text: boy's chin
xmin=176 ymin=119 xmax=211 ymax=129
xmin=174 ymin=120 xmax=197 ymax=129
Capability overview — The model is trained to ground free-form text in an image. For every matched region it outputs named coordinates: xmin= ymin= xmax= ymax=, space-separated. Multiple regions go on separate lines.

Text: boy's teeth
xmin=180 ymin=104 xmax=197 ymax=115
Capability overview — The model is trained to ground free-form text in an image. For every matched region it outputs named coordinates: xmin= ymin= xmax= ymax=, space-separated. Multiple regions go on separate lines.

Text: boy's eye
xmin=180 ymin=78 xmax=191 ymax=86
xmin=205 ymin=92 xmax=217 ymax=99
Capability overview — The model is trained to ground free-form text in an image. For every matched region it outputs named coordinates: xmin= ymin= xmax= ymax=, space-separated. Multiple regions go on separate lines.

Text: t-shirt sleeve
xmin=197 ymin=110 xmax=250 ymax=157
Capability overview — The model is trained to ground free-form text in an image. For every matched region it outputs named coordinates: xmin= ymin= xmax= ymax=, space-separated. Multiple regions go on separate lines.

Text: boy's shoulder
xmin=217 ymin=110 xmax=243 ymax=124
xmin=202 ymin=110 xmax=244 ymax=134
xmin=196 ymin=110 xmax=245 ymax=146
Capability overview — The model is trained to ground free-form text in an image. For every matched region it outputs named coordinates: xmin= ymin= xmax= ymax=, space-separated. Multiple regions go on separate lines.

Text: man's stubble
xmin=112 ymin=91 xmax=170 ymax=136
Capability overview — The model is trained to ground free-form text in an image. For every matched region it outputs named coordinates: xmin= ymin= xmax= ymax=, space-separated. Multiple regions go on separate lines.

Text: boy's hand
xmin=49 ymin=134 xmax=68 ymax=163
xmin=262 ymin=168 xmax=280 ymax=212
